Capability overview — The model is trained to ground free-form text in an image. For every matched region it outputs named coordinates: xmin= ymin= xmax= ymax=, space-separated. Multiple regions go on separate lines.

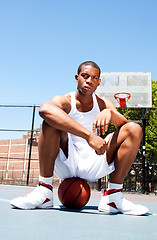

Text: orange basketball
xmin=58 ymin=177 xmax=91 ymax=209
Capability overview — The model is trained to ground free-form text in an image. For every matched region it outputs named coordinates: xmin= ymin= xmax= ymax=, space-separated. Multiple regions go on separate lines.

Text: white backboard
xmin=96 ymin=72 xmax=152 ymax=108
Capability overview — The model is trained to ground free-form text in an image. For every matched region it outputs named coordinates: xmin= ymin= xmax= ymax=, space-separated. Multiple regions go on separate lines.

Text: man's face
xmin=75 ymin=65 xmax=101 ymax=95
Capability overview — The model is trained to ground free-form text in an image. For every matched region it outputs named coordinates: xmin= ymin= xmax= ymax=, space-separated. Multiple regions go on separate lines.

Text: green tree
xmin=152 ymin=80 xmax=157 ymax=107
xmin=145 ymin=80 xmax=157 ymax=162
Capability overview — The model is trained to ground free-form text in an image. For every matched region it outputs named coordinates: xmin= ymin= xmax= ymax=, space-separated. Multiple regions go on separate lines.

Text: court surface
xmin=0 ymin=184 xmax=157 ymax=240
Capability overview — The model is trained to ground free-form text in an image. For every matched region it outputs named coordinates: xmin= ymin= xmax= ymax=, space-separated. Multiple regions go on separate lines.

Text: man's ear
xmin=98 ymin=78 xmax=101 ymax=86
xmin=75 ymin=74 xmax=78 ymax=82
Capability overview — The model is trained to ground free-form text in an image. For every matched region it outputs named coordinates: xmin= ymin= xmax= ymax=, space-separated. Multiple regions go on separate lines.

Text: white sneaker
xmin=98 ymin=189 xmax=149 ymax=215
xmin=10 ymin=182 xmax=53 ymax=210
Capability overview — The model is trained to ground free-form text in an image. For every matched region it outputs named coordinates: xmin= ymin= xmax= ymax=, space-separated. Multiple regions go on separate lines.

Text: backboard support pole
xmin=141 ymin=108 xmax=146 ymax=193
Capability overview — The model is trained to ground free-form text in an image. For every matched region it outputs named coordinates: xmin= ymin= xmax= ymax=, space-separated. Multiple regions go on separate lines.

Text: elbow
xmin=39 ymin=102 xmax=50 ymax=119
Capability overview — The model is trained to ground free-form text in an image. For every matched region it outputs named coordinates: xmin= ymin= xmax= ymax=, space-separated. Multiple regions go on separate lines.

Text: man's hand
xmin=93 ymin=109 xmax=111 ymax=136
xmin=86 ymin=133 xmax=107 ymax=155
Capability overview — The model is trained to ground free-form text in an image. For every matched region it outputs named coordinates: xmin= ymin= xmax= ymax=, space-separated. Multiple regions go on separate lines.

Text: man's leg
xmin=107 ymin=122 xmax=142 ymax=184
xmin=98 ymin=122 xmax=149 ymax=215
xmin=39 ymin=120 xmax=61 ymax=177
xmin=10 ymin=121 xmax=68 ymax=209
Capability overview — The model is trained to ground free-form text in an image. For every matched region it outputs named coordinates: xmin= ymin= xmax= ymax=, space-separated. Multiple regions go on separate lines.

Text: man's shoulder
xmin=95 ymin=94 xmax=107 ymax=110
xmin=48 ymin=92 xmax=72 ymax=113
xmin=63 ymin=92 xmax=72 ymax=101
xmin=96 ymin=94 xmax=116 ymax=110
xmin=62 ymin=92 xmax=74 ymax=113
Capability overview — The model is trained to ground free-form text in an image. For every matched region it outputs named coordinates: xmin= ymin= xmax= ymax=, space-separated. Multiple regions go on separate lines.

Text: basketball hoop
xmin=114 ymin=92 xmax=131 ymax=107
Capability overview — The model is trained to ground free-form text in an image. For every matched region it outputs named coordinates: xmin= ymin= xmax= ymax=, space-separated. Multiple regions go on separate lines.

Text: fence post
xmin=98 ymin=178 xmax=101 ymax=191
xmin=141 ymin=108 xmax=146 ymax=193
xmin=27 ymin=105 xmax=36 ymax=185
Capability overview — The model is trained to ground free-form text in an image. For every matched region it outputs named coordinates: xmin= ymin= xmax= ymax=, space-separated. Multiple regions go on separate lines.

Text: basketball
xmin=58 ymin=177 xmax=91 ymax=209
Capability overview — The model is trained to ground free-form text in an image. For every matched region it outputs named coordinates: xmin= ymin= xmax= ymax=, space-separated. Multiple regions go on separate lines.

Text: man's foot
xmin=98 ymin=189 xmax=149 ymax=215
xmin=10 ymin=182 xmax=53 ymax=210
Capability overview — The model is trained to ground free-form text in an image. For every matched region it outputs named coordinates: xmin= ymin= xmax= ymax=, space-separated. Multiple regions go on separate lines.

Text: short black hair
xmin=77 ymin=61 xmax=101 ymax=77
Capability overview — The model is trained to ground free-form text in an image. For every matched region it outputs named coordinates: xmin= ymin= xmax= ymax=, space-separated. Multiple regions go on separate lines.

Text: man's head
xmin=75 ymin=61 xmax=101 ymax=95
xmin=77 ymin=61 xmax=101 ymax=78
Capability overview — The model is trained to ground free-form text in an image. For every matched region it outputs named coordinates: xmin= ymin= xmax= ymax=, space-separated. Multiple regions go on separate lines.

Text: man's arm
xmin=39 ymin=95 xmax=107 ymax=155
xmin=39 ymin=95 xmax=90 ymax=139
xmin=93 ymin=96 xmax=129 ymax=135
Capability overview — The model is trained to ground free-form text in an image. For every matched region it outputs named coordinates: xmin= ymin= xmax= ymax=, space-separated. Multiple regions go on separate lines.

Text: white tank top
xmin=68 ymin=91 xmax=100 ymax=151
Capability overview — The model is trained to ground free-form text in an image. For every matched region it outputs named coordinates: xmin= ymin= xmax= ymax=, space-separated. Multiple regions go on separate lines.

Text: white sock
xmin=39 ymin=175 xmax=53 ymax=186
xmin=108 ymin=182 xmax=123 ymax=190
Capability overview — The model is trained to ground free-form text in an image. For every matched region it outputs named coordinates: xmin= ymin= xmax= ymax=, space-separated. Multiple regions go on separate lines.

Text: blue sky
xmin=0 ymin=0 xmax=157 ymax=139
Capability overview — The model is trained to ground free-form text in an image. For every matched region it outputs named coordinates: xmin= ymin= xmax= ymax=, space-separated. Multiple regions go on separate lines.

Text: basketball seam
xmin=70 ymin=179 xmax=84 ymax=207
xmin=62 ymin=178 xmax=80 ymax=203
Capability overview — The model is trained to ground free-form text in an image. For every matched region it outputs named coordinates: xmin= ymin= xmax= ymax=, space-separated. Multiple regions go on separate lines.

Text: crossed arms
xmin=39 ymin=94 xmax=129 ymax=155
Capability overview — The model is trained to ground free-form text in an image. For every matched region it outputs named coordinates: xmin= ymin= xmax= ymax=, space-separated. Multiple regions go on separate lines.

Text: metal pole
xmin=98 ymin=178 xmax=101 ymax=191
xmin=27 ymin=105 xmax=36 ymax=185
xmin=141 ymin=108 xmax=146 ymax=193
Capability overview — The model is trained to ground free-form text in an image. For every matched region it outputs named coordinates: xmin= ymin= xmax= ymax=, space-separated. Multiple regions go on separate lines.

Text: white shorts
xmin=54 ymin=133 xmax=115 ymax=182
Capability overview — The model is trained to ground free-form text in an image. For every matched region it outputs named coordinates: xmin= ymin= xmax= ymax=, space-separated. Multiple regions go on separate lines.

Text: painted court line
xmin=0 ymin=198 xmax=10 ymax=202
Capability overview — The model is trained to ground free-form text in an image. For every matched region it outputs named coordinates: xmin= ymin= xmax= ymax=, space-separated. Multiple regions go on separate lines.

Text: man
xmin=10 ymin=61 xmax=149 ymax=215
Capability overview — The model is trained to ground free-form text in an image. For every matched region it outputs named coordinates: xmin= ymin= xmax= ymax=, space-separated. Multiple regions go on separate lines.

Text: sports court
xmin=0 ymin=184 xmax=157 ymax=240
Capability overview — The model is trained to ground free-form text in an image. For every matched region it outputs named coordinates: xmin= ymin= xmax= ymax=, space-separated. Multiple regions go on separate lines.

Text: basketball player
xmin=10 ymin=61 xmax=149 ymax=215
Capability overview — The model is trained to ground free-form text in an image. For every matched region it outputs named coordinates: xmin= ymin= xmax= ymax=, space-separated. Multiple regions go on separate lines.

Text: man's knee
xmin=125 ymin=122 xmax=143 ymax=140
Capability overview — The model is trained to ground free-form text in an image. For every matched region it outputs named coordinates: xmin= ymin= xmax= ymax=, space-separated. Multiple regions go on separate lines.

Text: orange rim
xmin=114 ymin=92 xmax=131 ymax=107
xmin=114 ymin=92 xmax=131 ymax=100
